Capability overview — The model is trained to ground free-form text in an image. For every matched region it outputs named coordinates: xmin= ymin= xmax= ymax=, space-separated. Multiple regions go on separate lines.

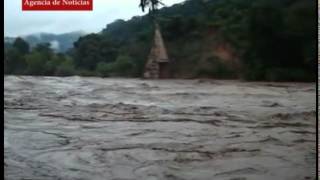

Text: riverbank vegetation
xmin=4 ymin=0 xmax=316 ymax=81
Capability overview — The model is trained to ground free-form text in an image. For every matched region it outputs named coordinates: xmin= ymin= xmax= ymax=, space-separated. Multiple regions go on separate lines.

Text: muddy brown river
xmin=4 ymin=76 xmax=316 ymax=180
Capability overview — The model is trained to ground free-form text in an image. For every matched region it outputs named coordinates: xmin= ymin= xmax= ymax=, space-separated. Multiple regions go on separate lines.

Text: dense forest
xmin=4 ymin=0 xmax=317 ymax=81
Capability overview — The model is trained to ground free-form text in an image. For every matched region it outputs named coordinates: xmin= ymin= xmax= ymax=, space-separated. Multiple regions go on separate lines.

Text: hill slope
xmin=71 ymin=0 xmax=316 ymax=80
xmin=4 ymin=0 xmax=317 ymax=81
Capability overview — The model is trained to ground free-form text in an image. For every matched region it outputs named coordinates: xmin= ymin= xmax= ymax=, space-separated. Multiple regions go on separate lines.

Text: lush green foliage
xmin=5 ymin=38 xmax=75 ymax=76
xmin=5 ymin=0 xmax=316 ymax=81
xmin=241 ymin=0 xmax=316 ymax=81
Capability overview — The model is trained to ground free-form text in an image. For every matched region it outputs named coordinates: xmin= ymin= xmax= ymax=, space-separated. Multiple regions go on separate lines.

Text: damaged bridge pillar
xmin=144 ymin=23 xmax=170 ymax=79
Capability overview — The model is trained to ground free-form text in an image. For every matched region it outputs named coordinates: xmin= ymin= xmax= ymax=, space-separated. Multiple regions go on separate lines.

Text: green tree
xmin=25 ymin=51 xmax=46 ymax=75
xmin=13 ymin=37 xmax=30 ymax=55
xmin=95 ymin=55 xmax=135 ymax=77
xmin=55 ymin=57 xmax=75 ymax=76
xmin=96 ymin=62 xmax=112 ymax=77
xmin=112 ymin=55 xmax=135 ymax=76
xmin=242 ymin=0 xmax=316 ymax=81
xmin=45 ymin=53 xmax=66 ymax=75
xmin=34 ymin=43 xmax=53 ymax=61
xmin=6 ymin=48 xmax=26 ymax=74
xmin=73 ymin=34 xmax=119 ymax=71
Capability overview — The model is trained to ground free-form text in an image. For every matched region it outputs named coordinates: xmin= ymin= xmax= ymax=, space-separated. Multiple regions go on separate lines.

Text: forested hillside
xmin=4 ymin=0 xmax=317 ymax=81
xmin=5 ymin=31 xmax=85 ymax=53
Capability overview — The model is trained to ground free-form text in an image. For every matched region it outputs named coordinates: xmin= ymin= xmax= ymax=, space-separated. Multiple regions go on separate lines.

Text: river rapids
xmin=4 ymin=76 xmax=316 ymax=180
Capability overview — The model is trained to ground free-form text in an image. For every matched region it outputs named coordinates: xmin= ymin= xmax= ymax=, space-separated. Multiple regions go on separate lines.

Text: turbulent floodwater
xmin=4 ymin=76 xmax=316 ymax=180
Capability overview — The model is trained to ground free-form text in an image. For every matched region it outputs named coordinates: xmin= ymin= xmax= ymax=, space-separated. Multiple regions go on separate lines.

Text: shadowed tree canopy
xmin=13 ymin=37 xmax=30 ymax=55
